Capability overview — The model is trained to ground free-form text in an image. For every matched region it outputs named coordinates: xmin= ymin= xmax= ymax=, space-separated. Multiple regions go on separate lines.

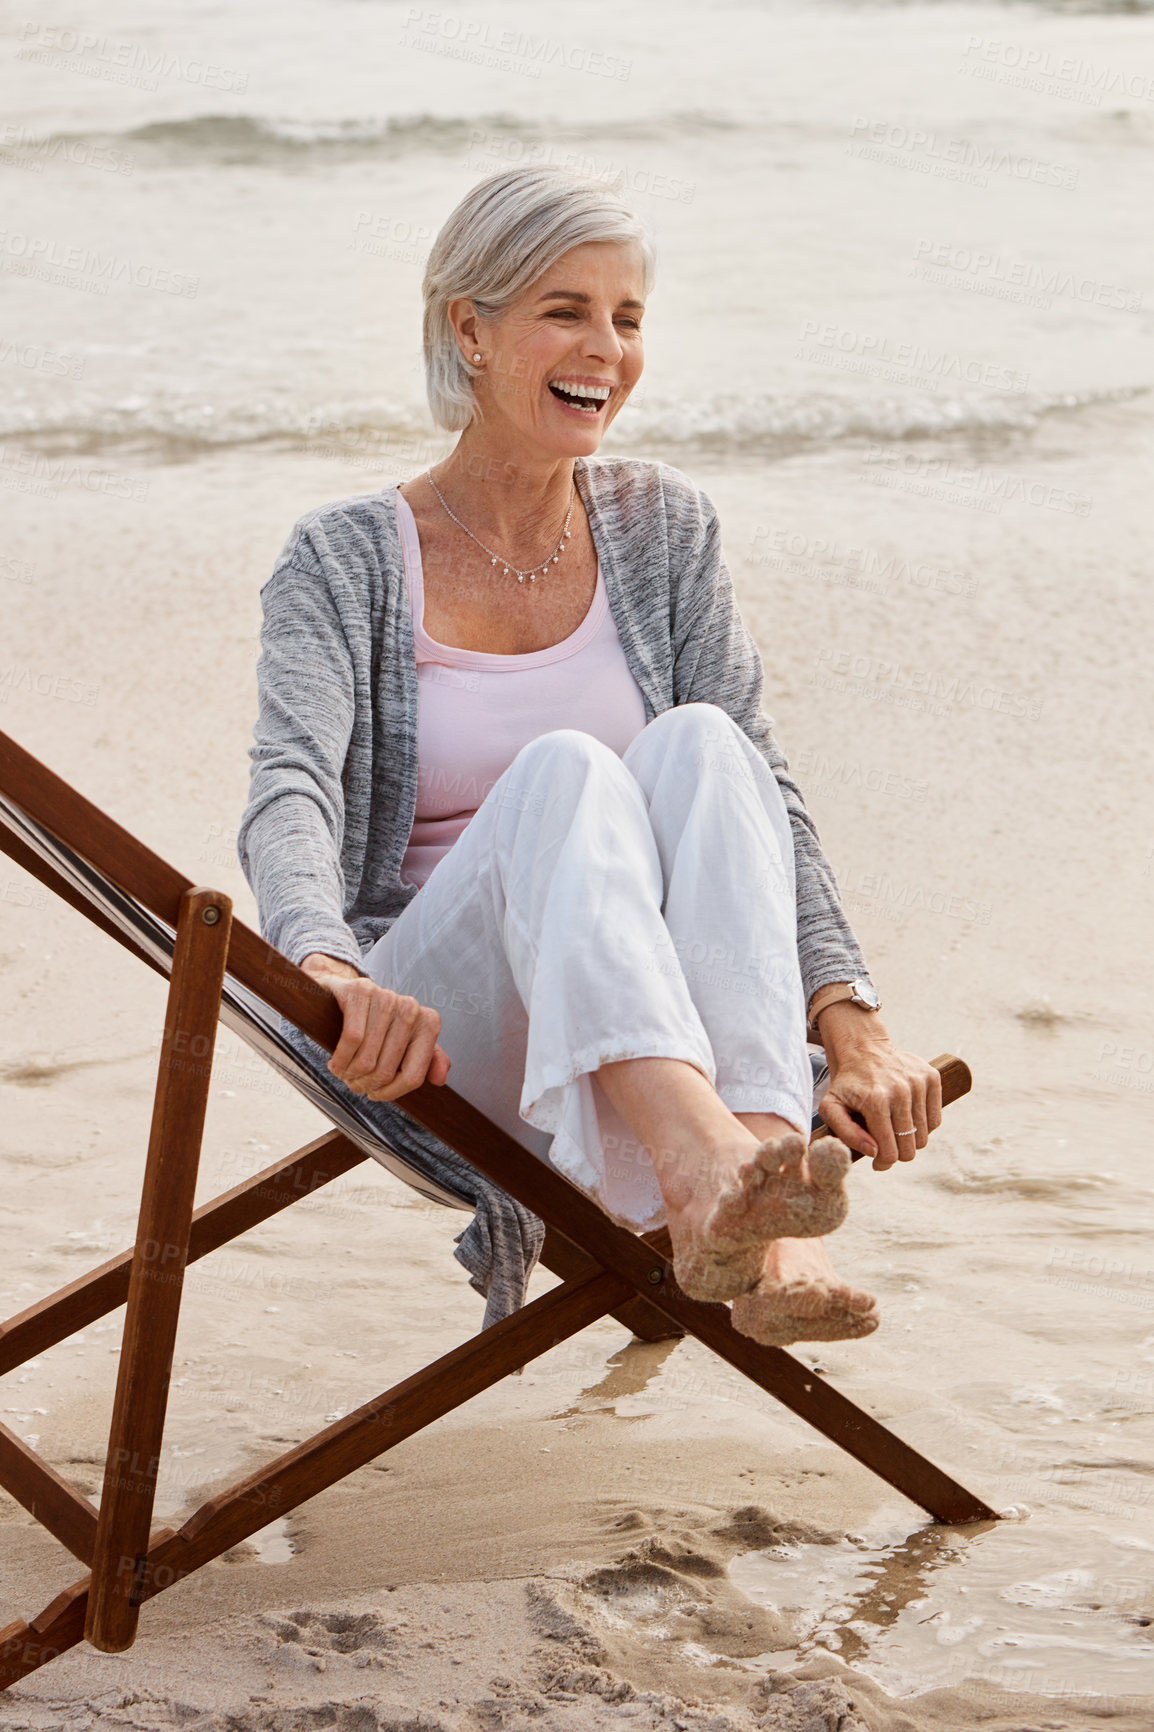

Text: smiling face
xmin=449 ymin=239 xmax=646 ymax=461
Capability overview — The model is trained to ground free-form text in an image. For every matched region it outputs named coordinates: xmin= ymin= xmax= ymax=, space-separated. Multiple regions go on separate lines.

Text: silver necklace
xmin=425 ymin=468 xmax=574 ymax=584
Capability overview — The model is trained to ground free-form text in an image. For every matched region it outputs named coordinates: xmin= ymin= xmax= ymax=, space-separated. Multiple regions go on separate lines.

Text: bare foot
xmin=668 ymin=1133 xmax=852 ymax=1304
xmin=729 ymin=1236 xmax=879 ymax=1346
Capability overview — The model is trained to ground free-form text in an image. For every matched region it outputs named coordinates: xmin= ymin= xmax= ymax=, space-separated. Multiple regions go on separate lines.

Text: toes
xmin=683 ymin=1130 xmax=849 ymax=1278
xmin=801 ymin=1311 xmax=879 ymax=1342
xmin=755 ymin=1130 xmax=806 ymax=1179
xmin=775 ymin=1279 xmax=874 ymax=1319
xmin=771 ymin=1279 xmax=830 ymax=1319
xmin=728 ymin=1276 xmax=880 ymax=1348
xmin=730 ymin=1304 xmax=880 ymax=1347
xmin=806 ymin=1136 xmax=851 ymax=1190
xmin=831 ymin=1308 xmax=880 ymax=1340
xmin=672 ymin=1242 xmax=765 ymax=1304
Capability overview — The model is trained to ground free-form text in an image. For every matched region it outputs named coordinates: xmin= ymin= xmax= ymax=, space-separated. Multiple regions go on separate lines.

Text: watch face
xmin=853 ymin=979 xmax=880 ymax=1010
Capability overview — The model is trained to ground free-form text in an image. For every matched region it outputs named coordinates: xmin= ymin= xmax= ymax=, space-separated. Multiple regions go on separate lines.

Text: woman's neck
xmin=431 ymin=434 xmax=580 ymax=546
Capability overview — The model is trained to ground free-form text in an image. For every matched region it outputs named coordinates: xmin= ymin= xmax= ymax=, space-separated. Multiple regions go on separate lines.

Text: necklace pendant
xmin=426 ymin=469 xmax=576 ymax=592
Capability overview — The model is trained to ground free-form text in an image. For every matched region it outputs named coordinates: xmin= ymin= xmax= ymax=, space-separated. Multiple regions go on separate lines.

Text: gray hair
xmin=421 ymin=167 xmax=656 ymax=431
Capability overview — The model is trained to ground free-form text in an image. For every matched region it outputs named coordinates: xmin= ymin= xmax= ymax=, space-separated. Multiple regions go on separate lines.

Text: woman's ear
xmin=447 ymin=296 xmax=479 ymax=360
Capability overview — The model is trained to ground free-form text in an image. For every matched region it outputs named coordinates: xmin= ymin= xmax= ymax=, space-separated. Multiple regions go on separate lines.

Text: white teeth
xmin=549 ymin=380 xmax=611 ymax=401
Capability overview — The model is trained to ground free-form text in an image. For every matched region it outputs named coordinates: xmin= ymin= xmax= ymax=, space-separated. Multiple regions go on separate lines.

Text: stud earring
xmin=472 ymin=351 xmax=482 ymax=363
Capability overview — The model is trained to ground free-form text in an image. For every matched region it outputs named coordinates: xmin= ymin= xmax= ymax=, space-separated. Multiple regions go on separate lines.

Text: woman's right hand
xmin=299 ymin=953 xmax=451 ymax=1100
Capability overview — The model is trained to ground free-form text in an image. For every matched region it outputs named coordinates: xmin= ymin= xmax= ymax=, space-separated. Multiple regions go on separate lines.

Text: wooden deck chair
xmin=0 ymin=725 xmax=997 ymax=1689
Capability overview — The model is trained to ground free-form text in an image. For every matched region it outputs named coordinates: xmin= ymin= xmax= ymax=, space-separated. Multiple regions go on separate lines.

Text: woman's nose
xmin=584 ymin=315 xmax=623 ymax=362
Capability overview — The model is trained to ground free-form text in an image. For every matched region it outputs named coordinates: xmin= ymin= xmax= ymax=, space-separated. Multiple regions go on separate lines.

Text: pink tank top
xmin=396 ymin=490 xmax=648 ymax=888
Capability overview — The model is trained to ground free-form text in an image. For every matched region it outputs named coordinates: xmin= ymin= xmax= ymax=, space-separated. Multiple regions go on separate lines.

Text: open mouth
xmin=548 ymin=379 xmax=612 ymax=415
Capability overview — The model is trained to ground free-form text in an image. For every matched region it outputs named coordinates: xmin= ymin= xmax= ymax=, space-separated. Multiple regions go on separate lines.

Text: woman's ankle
xmin=597 ymin=1056 xmax=746 ymax=1163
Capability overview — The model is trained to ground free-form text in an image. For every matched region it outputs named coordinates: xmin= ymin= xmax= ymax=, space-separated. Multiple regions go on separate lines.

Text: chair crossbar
xmin=0 ymin=1133 xmax=368 ymax=1377
xmin=0 ymin=1422 xmax=98 ymax=1565
xmin=0 ymin=1265 xmax=631 ymax=1682
xmin=0 ymin=723 xmax=997 ymax=1689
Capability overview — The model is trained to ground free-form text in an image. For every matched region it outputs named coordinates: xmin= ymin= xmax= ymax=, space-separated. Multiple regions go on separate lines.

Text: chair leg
xmin=0 ymin=1264 xmax=631 ymax=1689
xmin=84 ymin=888 xmax=233 ymax=1655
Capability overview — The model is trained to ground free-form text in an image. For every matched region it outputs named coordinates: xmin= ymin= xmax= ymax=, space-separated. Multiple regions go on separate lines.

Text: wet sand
xmin=2 ymin=396 xmax=1153 ymax=1724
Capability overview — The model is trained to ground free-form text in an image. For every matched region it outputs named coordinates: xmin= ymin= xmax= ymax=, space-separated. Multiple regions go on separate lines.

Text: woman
xmin=238 ymin=167 xmax=942 ymax=1346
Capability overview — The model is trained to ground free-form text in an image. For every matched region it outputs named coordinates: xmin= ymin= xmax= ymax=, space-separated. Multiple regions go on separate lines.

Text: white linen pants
xmin=362 ymin=703 xmax=814 ymax=1231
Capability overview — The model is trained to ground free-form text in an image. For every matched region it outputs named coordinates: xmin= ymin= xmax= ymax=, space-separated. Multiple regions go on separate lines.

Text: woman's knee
xmin=488 ymin=729 xmax=651 ymax=853
xmin=512 ymin=728 xmax=621 ymax=776
xmin=626 ymin=702 xmax=745 ymax=771
xmin=653 ymin=702 xmax=734 ymax=738
xmin=626 ymin=703 xmax=791 ymax=834
xmin=498 ymin=730 xmax=626 ymax=809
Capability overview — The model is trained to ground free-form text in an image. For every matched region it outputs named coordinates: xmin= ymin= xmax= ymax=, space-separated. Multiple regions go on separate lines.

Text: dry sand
xmin=2 ymin=404 xmax=1154 ymax=1727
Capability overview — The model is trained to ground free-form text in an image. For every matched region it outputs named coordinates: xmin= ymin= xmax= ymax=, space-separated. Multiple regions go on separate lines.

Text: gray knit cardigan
xmin=236 ymin=455 xmax=871 ymax=1325
xmin=237 ymin=453 xmax=871 ymax=1001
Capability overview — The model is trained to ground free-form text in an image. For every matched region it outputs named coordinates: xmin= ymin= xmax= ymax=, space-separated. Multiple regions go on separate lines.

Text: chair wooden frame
xmin=0 ymin=725 xmax=996 ymax=1687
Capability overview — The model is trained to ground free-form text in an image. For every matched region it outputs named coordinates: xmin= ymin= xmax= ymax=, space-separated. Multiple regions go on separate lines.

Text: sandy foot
xmin=729 ymin=1235 xmax=880 ymax=1346
xmin=670 ymin=1133 xmax=851 ymax=1303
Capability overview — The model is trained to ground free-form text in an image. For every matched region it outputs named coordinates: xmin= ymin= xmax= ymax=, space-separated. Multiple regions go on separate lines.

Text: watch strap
xmin=806 ymin=979 xmax=880 ymax=1039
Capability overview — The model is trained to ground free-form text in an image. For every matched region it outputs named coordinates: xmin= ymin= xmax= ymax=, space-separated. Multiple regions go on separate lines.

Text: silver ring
xmin=896 ymin=1129 xmax=917 ymax=1138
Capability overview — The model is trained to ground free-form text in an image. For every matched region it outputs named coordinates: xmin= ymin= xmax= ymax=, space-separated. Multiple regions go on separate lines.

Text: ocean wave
xmin=0 ymin=392 xmax=437 ymax=457
xmin=0 ymin=384 xmax=1144 ymax=461
xmin=21 ymin=109 xmax=741 ymax=168
xmin=607 ymin=384 xmax=1147 ymax=452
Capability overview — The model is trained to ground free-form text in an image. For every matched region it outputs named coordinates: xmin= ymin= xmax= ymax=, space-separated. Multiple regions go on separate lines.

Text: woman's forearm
xmin=238 ymin=793 xmax=366 ymax=972
xmin=300 ymin=952 xmax=367 ymax=982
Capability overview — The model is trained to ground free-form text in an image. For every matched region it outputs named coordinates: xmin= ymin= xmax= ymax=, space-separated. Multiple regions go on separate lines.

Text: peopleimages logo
xmin=796 ymin=320 xmax=1029 ymax=393
xmin=0 ymin=445 xmax=149 ymax=502
xmin=864 ymin=444 xmax=1093 ymax=519
xmin=846 ymin=117 xmax=1078 ymax=190
xmin=911 ymin=239 xmax=1142 ymax=313
xmin=0 ymin=230 xmax=198 ymax=297
xmin=399 ymin=9 xmax=632 ymax=79
xmin=0 ymin=336 xmax=85 ymax=379
xmin=17 ymin=22 xmax=248 ymax=92
xmin=0 ymin=663 xmax=101 ymax=705
xmin=839 ymin=867 xmax=993 ymax=926
xmin=465 ymin=133 xmax=695 ymax=203
xmin=0 ymin=123 xmax=136 ymax=177
xmin=960 ymin=35 xmax=1154 ymax=105
xmin=749 ymin=525 xmax=977 ymax=597
xmin=793 ymin=748 xmax=929 ymax=804
xmin=813 ymin=645 xmax=1043 ymax=720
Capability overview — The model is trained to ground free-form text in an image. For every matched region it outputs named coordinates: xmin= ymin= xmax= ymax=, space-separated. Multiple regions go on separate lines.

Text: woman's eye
xmin=546 ymin=309 xmax=641 ymax=328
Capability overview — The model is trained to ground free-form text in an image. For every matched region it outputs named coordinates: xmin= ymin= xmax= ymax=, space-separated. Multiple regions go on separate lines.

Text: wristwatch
xmin=807 ymin=978 xmax=881 ymax=1039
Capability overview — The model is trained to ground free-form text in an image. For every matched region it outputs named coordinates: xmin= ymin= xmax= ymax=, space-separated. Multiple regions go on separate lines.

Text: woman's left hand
xmin=814 ymin=1002 xmax=943 ymax=1169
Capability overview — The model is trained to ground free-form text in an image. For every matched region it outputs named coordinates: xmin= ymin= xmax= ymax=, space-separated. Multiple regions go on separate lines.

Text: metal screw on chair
xmin=202 ymin=906 xmax=221 ymax=924
xmin=647 ymin=1267 xmax=663 ymax=1285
